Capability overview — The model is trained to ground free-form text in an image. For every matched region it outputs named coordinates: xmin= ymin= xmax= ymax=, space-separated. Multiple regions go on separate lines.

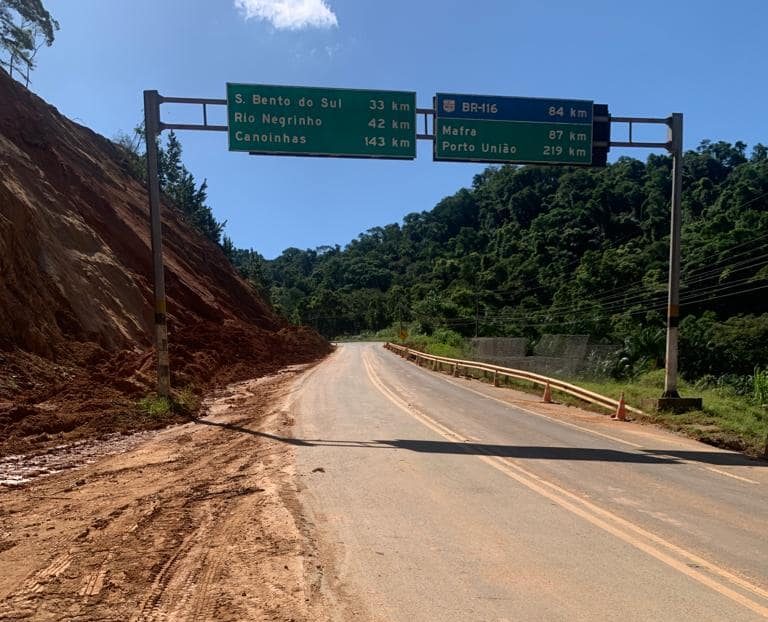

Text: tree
xmin=752 ymin=144 xmax=768 ymax=162
xmin=113 ymin=126 xmax=227 ymax=246
xmin=0 ymin=0 xmax=58 ymax=86
xmin=259 ymin=140 xmax=768 ymax=369
xmin=156 ymin=131 xmax=226 ymax=244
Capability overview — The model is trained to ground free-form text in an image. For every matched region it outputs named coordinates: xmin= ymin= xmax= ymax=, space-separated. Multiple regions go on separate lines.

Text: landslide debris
xmin=0 ymin=70 xmax=330 ymax=456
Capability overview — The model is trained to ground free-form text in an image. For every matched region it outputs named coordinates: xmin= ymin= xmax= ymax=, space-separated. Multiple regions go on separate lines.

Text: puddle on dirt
xmin=0 ymin=430 xmax=156 ymax=488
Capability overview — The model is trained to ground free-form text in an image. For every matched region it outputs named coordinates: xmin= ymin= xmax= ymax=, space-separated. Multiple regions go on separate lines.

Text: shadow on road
xmin=373 ymin=440 xmax=676 ymax=463
xmin=192 ymin=417 xmax=314 ymax=446
xmin=378 ymin=440 xmax=766 ymax=466
xmin=640 ymin=449 xmax=766 ymax=467
xmin=193 ymin=416 xmax=765 ymax=466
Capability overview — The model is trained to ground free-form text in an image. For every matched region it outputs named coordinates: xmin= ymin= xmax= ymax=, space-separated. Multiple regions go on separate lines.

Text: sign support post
xmin=663 ymin=113 xmax=684 ymax=399
xmin=143 ymin=90 xmax=171 ymax=398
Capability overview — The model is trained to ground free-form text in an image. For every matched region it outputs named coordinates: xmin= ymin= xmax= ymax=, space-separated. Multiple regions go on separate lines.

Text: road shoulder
xmin=0 ymin=366 xmax=330 ymax=621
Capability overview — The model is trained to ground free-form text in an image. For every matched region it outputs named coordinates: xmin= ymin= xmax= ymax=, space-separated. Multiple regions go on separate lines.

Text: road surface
xmin=293 ymin=343 xmax=768 ymax=621
xmin=1 ymin=343 xmax=766 ymax=621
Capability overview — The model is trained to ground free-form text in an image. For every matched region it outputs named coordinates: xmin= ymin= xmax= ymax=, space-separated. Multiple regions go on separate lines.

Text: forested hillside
xmin=234 ymin=141 xmax=768 ymax=380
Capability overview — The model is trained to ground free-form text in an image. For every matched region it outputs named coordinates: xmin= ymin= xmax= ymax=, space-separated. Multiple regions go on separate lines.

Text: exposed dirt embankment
xmin=0 ymin=70 xmax=330 ymax=455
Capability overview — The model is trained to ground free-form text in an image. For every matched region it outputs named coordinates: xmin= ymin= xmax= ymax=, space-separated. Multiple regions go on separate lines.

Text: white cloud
xmin=235 ymin=0 xmax=338 ymax=30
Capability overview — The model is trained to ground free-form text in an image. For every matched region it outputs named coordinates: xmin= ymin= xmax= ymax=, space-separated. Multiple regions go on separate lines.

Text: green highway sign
xmin=227 ymin=83 xmax=416 ymax=159
xmin=434 ymin=93 xmax=594 ymax=165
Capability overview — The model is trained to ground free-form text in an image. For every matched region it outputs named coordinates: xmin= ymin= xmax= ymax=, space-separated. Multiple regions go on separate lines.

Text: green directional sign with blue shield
xmin=434 ymin=93 xmax=594 ymax=165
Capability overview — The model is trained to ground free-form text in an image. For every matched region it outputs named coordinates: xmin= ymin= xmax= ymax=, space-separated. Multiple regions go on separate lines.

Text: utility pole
xmin=143 ymin=90 xmax=171 ymax=398
xmin=662 ymin=113 xmax=683 ymax=398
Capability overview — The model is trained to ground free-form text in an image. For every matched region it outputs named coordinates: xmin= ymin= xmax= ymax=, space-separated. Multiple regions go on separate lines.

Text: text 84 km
xmin=549 ymin=105 xmax=589 ymax=120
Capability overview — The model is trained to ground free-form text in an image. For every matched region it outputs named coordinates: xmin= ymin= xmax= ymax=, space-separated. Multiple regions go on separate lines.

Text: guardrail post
xmin=453 ymin=364 xmax=459 ymax=377
xmin=494 ymin=370 xmax=499 ymax=387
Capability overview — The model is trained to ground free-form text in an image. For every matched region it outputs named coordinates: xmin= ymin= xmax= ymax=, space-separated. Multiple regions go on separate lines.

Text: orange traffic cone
xmin=612 ymin=392 xmax=627 ymax=421
xmin=542 ymin=382 xmax=552 ymax=403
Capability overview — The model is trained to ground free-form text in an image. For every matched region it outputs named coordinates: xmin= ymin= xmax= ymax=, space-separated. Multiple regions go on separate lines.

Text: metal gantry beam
xmin=160 ymin=96 xmax=228 ymax=133
xmin=143 ymin=90 xmax=684 ymax=400
xmin=416 ymin=108 xmax=434 ymax=140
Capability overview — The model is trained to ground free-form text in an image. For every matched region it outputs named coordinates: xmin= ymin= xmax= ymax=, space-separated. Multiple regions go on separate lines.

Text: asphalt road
xmin=292 ymin=342 xmax=768 ymax=621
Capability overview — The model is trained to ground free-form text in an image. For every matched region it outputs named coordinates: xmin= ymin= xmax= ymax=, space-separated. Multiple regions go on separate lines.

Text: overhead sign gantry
xmin=143 ymin=83 xmax=688 ymax=407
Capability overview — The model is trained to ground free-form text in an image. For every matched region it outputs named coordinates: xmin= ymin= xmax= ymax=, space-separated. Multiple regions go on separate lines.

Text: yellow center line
xmin=362 ymin=352 xmax=768 ymax=618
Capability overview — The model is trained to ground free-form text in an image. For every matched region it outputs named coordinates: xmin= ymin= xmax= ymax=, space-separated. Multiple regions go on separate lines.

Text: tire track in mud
xmin=131 ymin=461 xmax=254 ymax=621
xmin=0 ymin=368 xmax=330 ymax=622
xmin=0 ymin=553 xmax=74 ymax=619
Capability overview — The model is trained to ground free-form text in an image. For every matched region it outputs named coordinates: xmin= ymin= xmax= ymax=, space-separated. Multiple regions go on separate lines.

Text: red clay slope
xmin=0 ymin=70 xmax=330 ymax=454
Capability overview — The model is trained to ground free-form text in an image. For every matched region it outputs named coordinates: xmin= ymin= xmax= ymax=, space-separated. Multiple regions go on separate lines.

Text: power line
xmin=484 ymin=250 xmax=768 ymax=316
xmin=684 ymin=243 xmax=768 ymax=278
xmin=471 ymin=276 xmax=766 ymax=325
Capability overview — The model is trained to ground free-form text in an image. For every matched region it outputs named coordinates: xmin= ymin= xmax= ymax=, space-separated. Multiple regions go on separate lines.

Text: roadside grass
xmin=137 ymin=395 xmax=173 ymax=418
xmin=563 ymin=370 xmax=768 ymax=458
xmin=137 ymin=386 xmax=201 ymax=422
xmin=418 ymin=340 xmax=466 ymax=359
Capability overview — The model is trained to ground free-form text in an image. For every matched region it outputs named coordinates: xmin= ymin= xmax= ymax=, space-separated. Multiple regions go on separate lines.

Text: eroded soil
xmin=0 ymin=366 xmax=329 ymax=621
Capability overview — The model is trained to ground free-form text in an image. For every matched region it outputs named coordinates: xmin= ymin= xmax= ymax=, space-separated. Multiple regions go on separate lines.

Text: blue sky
xmin=31 ymin=0 xmax=768 ymax=258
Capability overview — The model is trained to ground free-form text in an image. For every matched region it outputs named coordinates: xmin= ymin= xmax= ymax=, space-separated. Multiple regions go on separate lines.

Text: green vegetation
xmin=754 ymin=367 xmax=768 ymax=407
xmin=237 ymin=141 xmax=766 ymax=455
xmin=137 ymin=395 xmax=172 ymax=419
xmin=241 ymin=140 xmax=766 ymax=384
xmin=0 ymin=0 xmax=58 ymax=85
xmin=138 ymin=387 xmax=200 ymax=421
xmin=115 ymin=129 xmax=227 ymax=246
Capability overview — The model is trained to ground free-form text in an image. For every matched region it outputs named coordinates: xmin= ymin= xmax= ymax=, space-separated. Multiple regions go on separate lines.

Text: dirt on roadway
xmin=0 ymin=365 xmax=330 ymax=621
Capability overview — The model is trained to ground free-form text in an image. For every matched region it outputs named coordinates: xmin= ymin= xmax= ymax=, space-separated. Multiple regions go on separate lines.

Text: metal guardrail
xmin=383 ymin=342 xmax=644 ymax=417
